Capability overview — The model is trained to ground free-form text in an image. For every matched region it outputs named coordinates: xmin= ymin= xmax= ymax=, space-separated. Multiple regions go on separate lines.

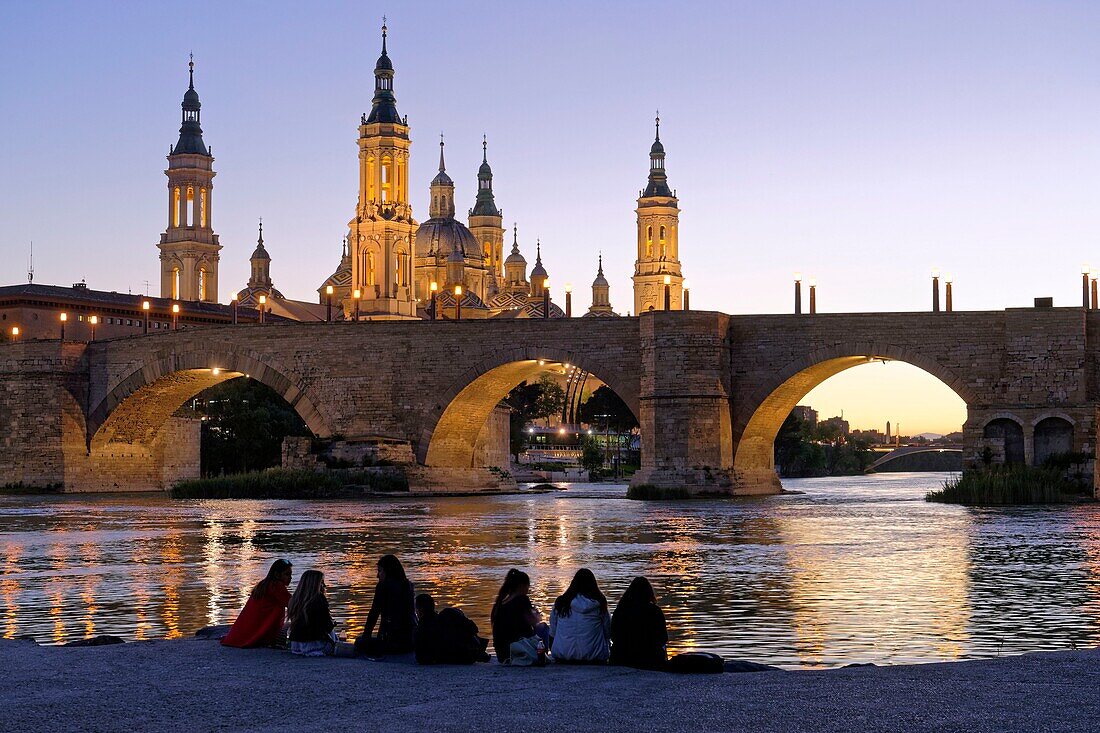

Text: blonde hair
xmin=287 ymin=570 xmax=326 ymax=625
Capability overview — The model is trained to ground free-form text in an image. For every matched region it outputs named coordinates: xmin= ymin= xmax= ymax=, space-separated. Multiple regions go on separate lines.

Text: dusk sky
xmin=3 ymin=1 xmax=1099 ymax=433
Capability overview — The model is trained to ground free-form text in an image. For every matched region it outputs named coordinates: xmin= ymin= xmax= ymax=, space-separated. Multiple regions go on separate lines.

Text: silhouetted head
xmin=492 ymin=568 xmax=531 ymax=620
xmin=414 ymin=593 xmax=436 ymax=620
xmin=555 ymin=568 xmax=607 ymax=617
xmin=287 ymin=570 xmax=326 ymax=625
xmin=378 ymin=554 xmax=408 ymax=583
xmin=251 ymin=558 xmax=293 ymax=599
xmin=618 ymin=576 xmax=657 ymax=608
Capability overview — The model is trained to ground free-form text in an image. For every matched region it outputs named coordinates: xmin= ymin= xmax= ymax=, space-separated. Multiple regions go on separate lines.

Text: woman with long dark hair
xmin=610 ymin=576 xmax=668 ymax=670
xmin=549 ymin=568 xmax=611 ymax=663
xmin=221 ymin=559 xmax=293 ymax=648
xmin=490 ymin=568 xmax=547 ymax=662
xmin=287 ymin=570 xmax=336 ymax=656
xmin=355 ymin=554 xmax=417 ymax=657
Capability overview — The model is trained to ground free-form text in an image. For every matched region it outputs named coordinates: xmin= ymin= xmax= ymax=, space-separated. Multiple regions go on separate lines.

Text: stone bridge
xmin=1 ymin=307 xmax=1096 ymax=493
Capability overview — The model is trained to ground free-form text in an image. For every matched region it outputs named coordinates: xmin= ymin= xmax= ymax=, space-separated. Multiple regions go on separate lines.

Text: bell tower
xmin=468 ymin=136 xmax=504 ymax=296
xmin=346 ymin=20 xmax=418 ymax=319
xmin=159 ymin=56 xmax=220 ymax=302
xmin=632 ymin=113 xmax=683 ymax=313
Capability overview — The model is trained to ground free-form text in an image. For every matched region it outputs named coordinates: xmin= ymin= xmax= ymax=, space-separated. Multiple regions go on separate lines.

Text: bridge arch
xmin=420 ymin=346 xmax=640 ymax=469
xmin=87 ymin=343 xmax=332 ymax=450
xmin=732 ymin=343 xmax=973 ymax=476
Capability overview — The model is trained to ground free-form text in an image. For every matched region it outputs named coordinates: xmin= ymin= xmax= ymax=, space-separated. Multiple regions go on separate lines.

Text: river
xmin=2 ymin=472 xmax=1099 ymax=668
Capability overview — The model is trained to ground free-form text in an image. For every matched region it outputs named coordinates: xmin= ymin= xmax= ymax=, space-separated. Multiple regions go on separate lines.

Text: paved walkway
xmin=2 ymin=638 xmax=1098 ymax=732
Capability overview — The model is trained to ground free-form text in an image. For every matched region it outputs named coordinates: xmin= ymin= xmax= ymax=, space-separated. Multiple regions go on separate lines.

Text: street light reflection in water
xmin=2 ymin=473 xmax=1100 ymax=668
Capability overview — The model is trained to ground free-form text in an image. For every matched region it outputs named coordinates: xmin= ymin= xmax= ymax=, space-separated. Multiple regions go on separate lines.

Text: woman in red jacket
xmin=221 ymin=559 xmax=293 ymax=648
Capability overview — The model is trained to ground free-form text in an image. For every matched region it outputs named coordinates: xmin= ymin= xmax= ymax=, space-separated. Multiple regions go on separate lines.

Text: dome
xmin=505 ymin=248 xmax=526 ymax=266
xmin=650 ymin=138 xmax=664 ymax=156
xmin=183 ymin=87 xmax=201 ymax=110
xmin=530 ymin=259 xmax=547 ymax=278
xmin=251 ymin=244 xmax=270 ymax=261
xmin=415 ymin=217 xmax=481 ymax=258
xmin=431 ymin=169 xmax=453 ymax=186
xmin=592 ymin=271 xmax=608 ymax=287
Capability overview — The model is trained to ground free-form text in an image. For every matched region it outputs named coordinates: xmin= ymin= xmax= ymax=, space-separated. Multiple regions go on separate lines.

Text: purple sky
xmin=3 ymin=1 xmax=1099 ymax=432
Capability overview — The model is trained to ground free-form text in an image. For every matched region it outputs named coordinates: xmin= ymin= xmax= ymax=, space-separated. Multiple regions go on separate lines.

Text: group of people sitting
xmin=220 ymin=555 xmax=668 ymax=669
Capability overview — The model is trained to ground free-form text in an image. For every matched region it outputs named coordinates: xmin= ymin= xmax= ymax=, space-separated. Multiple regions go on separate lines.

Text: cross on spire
xmin=438 ymin=132 xmax=446 ymax=171
xmin=188 ymin=52 xmax=195 ymax=88
xmin=655 ymin=110 xmax=660 ymax=141
xmin=482 ymin=134 xmax=488 ymax=162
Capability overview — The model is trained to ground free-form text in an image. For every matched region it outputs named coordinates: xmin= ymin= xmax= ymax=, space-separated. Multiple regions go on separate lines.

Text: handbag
xmin=508 ymin=635 xmax=543 ymax=666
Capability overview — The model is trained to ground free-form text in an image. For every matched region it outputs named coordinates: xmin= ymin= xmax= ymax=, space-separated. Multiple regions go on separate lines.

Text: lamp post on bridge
xmin=794 ymin=273 xmax=802 ymax=315
xmin=59 ymin=312 xmax=67 ymax=341
xmin=142 ymin=300 xmax=150 ymax=334
xmin=454 ymin=285 xmax=463 ymax=321
xmin=231 ymin=296 xmax=238 ymax=325
xmin=89 ymin=316 xmax=98 ymax=341
xmin=808 ymin=277 xmax=816 ymax=315
xmin=429 ymin=281 xmax=438 ymax=321
xmin=945 ymin=274 xmax=953 ymax=312
xmin=171 ymin=303 xmax=180 ymax=330
xmin=932 ymin=269 xmax=940 ymax=312
xmin=1091 ymin=270 xmax=1098 ymax=311
xmin=663 ymin=274 xmax=671 ymax=311
xmin=683 ymin=280 xmax=690 ymax=311
xmin=258 ymin=295 xmax=267 ymax=324
xmin=10 ymin=326 xmax=19 ymax=342
xmin=325 ymin=285 xmax=334 ymax=322
xmin=542 ymin=280 xmax=550 ymax=319
xmin=1083 ymin=264 xmax=1091 ymax=309
xmin=353 ymin=289 xmax=361 ymax=321
xmin=565 ymin=283 xmax=572 ymax=318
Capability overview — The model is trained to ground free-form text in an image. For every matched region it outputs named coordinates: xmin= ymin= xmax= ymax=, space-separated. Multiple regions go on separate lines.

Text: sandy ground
xmin=2 ymin=638 xmax=1099 ymax=732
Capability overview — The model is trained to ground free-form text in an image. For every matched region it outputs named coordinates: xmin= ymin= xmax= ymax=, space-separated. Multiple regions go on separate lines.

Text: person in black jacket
xmin=355 ymin=554 xmax=417 ymax=657
xmin=413 ymin=594 xmax=490 ymax=665
xmin=609 ymin=576 xmax=668 ymax=670
xmin=287 ymin=570 xmax=336 ymax=657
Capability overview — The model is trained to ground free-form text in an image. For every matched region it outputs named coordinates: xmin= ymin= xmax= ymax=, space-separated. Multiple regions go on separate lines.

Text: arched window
xmin=1033 ymin=417 xmax=1074 ymax=467
xmin=197 ymin=267 xmax=207 ymax=301
xmin=381 ymin=157 xmax=392 ymax=202
xmin=199 ymin=189 xmax=207 ymax=227
xmin=645 ymin=226 xmax=653 ymax=258
xmin=171 ymin=267 xmax=180 ymax=300
xmin=186 ymin=186 xmax=195 ymax=227
xmin=368 ymin=251 xmax=376 ymax=286
xmin=173 ymin=187 xmax=181 ymax=227
xmin=983 ymin=418 xmax=1025 ymax=466
xmin=659 ymin=225 xmax=666 ymax=257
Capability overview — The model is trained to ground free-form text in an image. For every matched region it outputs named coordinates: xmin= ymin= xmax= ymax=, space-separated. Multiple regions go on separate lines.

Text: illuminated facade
xmin=632 ymin=115 xmax=684 ymax=313
xmin=158 ymin=58 xmax=221 ymax=303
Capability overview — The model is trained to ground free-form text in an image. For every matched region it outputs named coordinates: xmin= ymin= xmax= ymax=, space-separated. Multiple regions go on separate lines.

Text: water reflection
xmin=1 ymin=473 xmax=1099 ymax=668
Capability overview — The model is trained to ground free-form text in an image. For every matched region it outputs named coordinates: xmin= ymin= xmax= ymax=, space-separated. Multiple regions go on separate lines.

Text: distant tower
xmin=503 ymin=224 xmax=529 ymax=294
xmin=530 ymin=240 xmax=549 ymax=296
xmin=586 ymin=253 xmax=614 ymax=316
xmin=468 ymin=136 xmax=504 ymax=295
xmin=886 ymin=421 xmax=891 ymax=441
xmin=159 ymin=56 xmax=220 ymax=303
xmin=248 ymin=220 xmax=273 ymax=292
xmin=632 ymin=113 xmax=683 ymax=313
xmin=344 ymin=21 xmax=417 ymax=319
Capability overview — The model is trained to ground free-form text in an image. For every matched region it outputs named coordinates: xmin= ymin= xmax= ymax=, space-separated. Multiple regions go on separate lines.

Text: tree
xmin=532 ymin=374 xmax=565 ymax=425
xmin=580 ymin=437 xmax=604 ymax=477
xmin=191 ymin=378 xmax=311 ymax=476
xmin=578 ymin=385 xmax=638 ymax=432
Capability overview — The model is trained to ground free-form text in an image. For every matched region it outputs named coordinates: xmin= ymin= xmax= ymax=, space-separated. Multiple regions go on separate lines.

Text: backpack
xmin=507 ymin=635 xmax=544 ymax=667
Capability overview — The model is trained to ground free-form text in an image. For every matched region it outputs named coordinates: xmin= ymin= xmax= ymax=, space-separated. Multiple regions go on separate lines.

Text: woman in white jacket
xmin=549 ymin=568 xmax=611 ymax=663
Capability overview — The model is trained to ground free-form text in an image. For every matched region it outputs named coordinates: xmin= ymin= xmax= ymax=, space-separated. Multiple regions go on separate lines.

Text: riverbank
xmin=1 ymin=638 xmax=1098 ymax=732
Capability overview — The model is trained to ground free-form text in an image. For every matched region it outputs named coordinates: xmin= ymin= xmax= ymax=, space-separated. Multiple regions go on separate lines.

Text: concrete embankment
xmin=2 ymin=639 xmax=1099 ymax=732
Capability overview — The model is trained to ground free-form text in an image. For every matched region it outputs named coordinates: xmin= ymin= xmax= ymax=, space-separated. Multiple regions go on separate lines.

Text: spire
xmin=642 ymin=111 xmax=672 ymax=198
xmin=366 ymin=18 xmax=401 ymax=124
xmin=530 ymin=238 xmax=547 ymax=279
xmin=472 ymin=135 xmax=500 ymax=216
xmin=342 ymin=236 xmax=348 ymax=259
xmin=439 ymin=132 xmax=446 ymax=172
xmin=598 ymin=252 xmax=605 ymax=278
xmin=172 ymin=55 xmax=208 ymax=156
xmin=430 ymin=132 xmax=455 ymax=218
xmin=251 ymin=217 xmax=270 ymax=261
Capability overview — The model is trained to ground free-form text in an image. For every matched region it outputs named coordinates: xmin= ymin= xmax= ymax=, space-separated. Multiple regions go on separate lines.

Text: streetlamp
xmin=231 ymin=296 xmax=238 ymax=325
xmin=429 ymin=281 xmax=438 ymax=321
xmin=683 ymin=280 xmax=690 ymax=311
xmin=542 ymin=279 xmax=550 ymax=319
xmin=794 ymin=272 xmax=802 ymax=315
xmin=454 ymin=285 xmax=463 ymax=321
xmin=1091 ymin=270 xmax=1098 ymax=311
xmin=325 ymin=285 xmax=334 ymax=322
xmin=808 ymin=277 xmax=817 ymax=315
xmin=171 ymin=303 xmax=180 ymax=330
xmin=353 ymin=289 xmax=361 ymax=321
xmin=1083 ymin=264 xmax=1091 ymax=309
xmin=10 ymin=326 xmax=19 ymax=342
xmin=945 ymin=274 xmax=953 ymax=312
xmin=565 ymin=283 xmax=572 ymax=318
xmin=663 ymin=274 xmax=671 ymax=311
xmin=142 ymin=300 xmax=150 ymax=334
xmin=932 ymin=268 xmax=940 ymax=312
xmin=89 ymin=315 xmax=98 ymax=341
xmin=258 ymin=294 xmax=267 ymax=324
xmin=59 ymin=312 xmax=67 ymax=341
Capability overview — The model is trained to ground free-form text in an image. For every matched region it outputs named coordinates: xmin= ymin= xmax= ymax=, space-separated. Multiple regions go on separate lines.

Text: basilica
xmin=161 ymin=23 xmax=686 ymax=321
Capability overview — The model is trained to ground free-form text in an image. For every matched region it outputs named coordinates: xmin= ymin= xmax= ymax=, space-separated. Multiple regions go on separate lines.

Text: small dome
xmin=478 ymin=159 xmax=492 ymax=179
xmin=592 ymin=272 xmax=608 ymax=287
xmin=505 ymin=248 xmax=526 ymax=266
xmin=375 ymin=52 xmax=393 ymax=72
xmin=251 ymin=244 xmax=270 ymax=261
xmin=530 ymin=259 xmax=547 ymax=278
xmin=183 ymin=87 xmax=201 ymax=110
xmin=431 ymin=169 xmax=453 ymax=186
xmin=415 ymin=217 xmax=480 ymax=258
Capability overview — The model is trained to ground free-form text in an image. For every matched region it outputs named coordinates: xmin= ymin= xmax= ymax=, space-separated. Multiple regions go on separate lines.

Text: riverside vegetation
xmin=926 ymin=453 xmax=1093 ymax=505
xmin=170 ymin=468 xmax=408 ymax=499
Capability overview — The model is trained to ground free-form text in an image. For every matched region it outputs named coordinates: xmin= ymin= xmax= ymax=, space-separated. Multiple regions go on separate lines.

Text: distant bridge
xmin=865 ymin=446 xmax=963 ymax=473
